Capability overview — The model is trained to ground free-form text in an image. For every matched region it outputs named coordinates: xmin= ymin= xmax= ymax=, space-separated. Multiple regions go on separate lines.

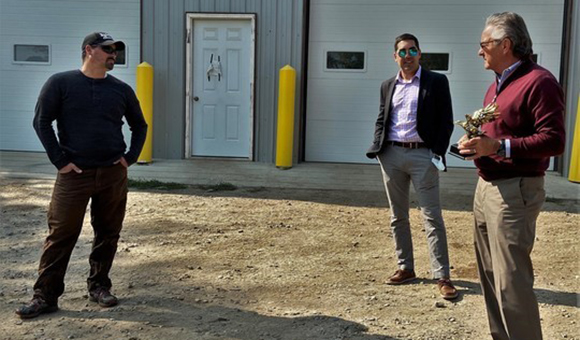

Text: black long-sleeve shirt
xmin=33 ymin=70 xmax=148 ymax=170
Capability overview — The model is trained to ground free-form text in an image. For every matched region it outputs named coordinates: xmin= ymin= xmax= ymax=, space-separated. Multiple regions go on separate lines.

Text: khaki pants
xmin=473 ymin=176 xmax=545 ymax=340
xmin=378 ymin=145 xmax=450 ymax=279
xmin=33 ymin=163 xmax=128 ymax=304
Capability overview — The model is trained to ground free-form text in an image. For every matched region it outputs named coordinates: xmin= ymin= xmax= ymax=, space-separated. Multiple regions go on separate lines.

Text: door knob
xmin=193 ymin=96 xmax=199 ymax=101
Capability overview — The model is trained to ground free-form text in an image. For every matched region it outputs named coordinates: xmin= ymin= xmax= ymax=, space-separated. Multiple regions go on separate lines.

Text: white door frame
xmin=185 ymin=13 xmax=256 ymax=159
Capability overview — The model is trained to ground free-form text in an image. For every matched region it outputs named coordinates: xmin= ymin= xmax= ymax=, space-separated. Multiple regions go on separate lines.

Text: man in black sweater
xmin=16 ymin=32 xmax=147 ymax=319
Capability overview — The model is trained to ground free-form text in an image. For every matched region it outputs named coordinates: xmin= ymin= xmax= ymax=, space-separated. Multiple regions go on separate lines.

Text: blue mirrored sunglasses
xmin=397 ymin=47 xmax=418 ymax=58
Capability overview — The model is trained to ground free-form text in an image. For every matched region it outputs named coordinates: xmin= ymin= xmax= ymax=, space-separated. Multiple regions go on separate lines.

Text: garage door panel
xmin=1 ymin=93 xmax=38 ymax=111
xmin=306 ymin=86 xmax=379 ymax=125
xmin=0 ymin=110 xmax=43 ymax=151
xmin=308 ymin=82 xmax=379 ymax=107
xmin=306 ymin=0 xmax=564 ymax=166
xmin=1 ymin=0 xmax=139 ymax=152
xmin=306 ymin=147 xmax=373 ymax=164
xmin=0 ymin=114 xmax=35 ymax=131
xmin=307 ymin=120 xmax=373 ymax=141
xmin=305 ymin=119 xmax=374 ymax=164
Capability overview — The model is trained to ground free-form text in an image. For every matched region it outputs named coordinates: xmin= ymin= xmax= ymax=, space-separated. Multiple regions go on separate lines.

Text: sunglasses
xmin=397 ymin=47 xmax=419 ymax=58
xmin=97 ymin=45 xmax=117 ymax=54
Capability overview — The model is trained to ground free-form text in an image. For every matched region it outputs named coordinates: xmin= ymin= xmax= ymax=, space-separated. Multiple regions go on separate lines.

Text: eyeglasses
xmin=479 ymin=39 xmax=502 ymax=49
xmin=97 ymin=45 xmax=117 ymax=55
xmin=397 ymin=47 xmax=419 ymax=58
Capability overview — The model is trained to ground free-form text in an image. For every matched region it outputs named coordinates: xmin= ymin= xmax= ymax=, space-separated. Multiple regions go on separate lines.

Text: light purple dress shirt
xmin=387 ymin=66 xmax=423 ymax=143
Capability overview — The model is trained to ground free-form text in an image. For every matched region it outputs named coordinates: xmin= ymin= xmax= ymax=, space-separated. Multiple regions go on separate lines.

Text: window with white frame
xmin=325 ymin=51 xmax=366 ymax=72
xmin=114 ymin=47 xmax=127 ymax=66
xmin=420 ymin=53 xmax=450 ymax=72
xmin=13 ymin=44 xmax=50 ymax=64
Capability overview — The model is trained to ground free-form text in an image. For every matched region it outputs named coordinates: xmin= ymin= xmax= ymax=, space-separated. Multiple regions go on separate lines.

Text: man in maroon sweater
xmin=458 ymin=12 xmax=565 ymax=340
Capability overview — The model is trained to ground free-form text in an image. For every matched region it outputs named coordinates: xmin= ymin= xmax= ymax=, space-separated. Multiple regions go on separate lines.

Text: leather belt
xmin=388 ymin=141 xmax=427 ymax=149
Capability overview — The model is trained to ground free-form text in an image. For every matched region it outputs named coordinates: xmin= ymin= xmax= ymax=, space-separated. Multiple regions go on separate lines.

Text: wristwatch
xmin=497 ymin=139 xmax=506 ymax=157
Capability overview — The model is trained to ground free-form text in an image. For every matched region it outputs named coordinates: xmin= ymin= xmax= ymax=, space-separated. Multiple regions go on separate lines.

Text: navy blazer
xmin=366 ymin=68 xmax=454 ymax=159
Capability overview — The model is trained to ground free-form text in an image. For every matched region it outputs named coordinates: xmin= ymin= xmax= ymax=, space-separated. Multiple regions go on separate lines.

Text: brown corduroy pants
xmin=33 ymin=163 xmax=128 ymax=304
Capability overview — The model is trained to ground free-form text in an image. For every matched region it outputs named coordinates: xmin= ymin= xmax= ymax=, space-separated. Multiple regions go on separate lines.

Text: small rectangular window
xmin=14 ymin=44 xmax=50 ymax=64
xmin=326 ymin=51 xmax=365 ymax=71
xmin=421 ymin=53 xmax=450 ymax=72
xmin=115 ymin=48 xmax=127 ymax=66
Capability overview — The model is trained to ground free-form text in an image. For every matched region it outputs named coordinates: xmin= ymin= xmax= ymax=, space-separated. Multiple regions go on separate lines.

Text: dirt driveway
xmin=0 ymin=177 xmax=578 ymax=340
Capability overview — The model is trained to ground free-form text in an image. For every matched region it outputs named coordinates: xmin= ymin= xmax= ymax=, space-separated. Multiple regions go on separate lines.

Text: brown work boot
xmin=15 ymin=297 xmax=58 ymax=319
xmin=89 ymin=287 xmax=118 ymax=307
xmin=437 ymin=278 xmax=459 ymax=300
xmin=387 ymin=269 xmax=417 ymax=285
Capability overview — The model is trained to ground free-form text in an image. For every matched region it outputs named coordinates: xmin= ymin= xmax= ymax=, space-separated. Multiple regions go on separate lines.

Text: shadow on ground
xmin=18 ymin=298 xmax=400 ymax=340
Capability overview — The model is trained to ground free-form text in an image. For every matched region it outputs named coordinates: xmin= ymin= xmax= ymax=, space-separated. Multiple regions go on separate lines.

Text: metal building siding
xmin=141 ymin=0 xmax=305 ymax=162
xmin=0 ymin=0 xmax=140 ymax=152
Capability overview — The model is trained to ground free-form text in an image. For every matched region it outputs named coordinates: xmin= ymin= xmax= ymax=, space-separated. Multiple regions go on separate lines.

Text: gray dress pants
xmin=377 ymin=145 xmax=450 ymax=279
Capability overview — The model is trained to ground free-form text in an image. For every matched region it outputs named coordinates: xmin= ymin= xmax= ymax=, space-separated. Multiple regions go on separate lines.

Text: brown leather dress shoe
xmin=387 ymin=269 xmax=417 ymax=285
xmin=438 ymin=278 xmax=459 ymax=300
xmin=15 ymin=297 xmax=58 ymax=319
xmin=89 ymin=287 xmax=118 ymax=307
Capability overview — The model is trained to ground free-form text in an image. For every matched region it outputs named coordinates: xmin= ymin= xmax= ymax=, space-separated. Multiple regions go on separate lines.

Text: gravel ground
xmin=0 ymin=177 xmax=578 ymax=340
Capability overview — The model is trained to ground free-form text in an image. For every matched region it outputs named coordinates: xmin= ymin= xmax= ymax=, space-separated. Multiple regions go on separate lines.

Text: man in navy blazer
xmin=366 ymin=33 xmax=457 ymax=299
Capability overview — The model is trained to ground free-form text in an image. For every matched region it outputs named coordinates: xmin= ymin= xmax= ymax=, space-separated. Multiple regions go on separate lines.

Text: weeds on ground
xmin=128 ymin=179 xmax=188 ymax=190
xmin=199 ymin=182 xmax=238 ymax=192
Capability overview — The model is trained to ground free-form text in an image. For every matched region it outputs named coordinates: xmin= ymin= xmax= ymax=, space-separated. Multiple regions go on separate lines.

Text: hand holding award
xmin=449 ymin=103 xmax=499 ymax=159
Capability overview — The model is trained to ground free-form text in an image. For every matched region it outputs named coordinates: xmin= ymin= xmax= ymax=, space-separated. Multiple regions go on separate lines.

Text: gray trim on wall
xmin=557 ymin=0 xmax=572 ymax=174
xmin=562 ymin=0 xmax=579 ymax=179
xmin=298 ymin=0 xmax=310 ymax=162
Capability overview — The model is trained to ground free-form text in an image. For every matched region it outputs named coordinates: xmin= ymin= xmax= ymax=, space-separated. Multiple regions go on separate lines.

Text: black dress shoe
xmin=89 ymin=287 xmax=118 ymax=307
xmin=15 ymin=297 xmax=58 ymax=319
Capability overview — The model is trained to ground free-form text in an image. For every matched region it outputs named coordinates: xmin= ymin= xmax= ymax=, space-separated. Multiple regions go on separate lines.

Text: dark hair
xmin=485 ymin=12 xmax=533 ymax=59
xmin=394 ymin=33 xmax=420 ymax=51
xmin=81 ymin=45 xmax=95 ymax=62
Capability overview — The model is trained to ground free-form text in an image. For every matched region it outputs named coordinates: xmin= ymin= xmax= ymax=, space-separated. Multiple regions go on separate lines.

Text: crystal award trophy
xmin=448 ymin=103 xmax=499 ymax=159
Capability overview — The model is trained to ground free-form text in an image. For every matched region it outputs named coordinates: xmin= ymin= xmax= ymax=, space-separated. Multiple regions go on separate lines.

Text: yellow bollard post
xmin=137 ymin=62 xmax=153 ymax=164
xmin=275 ymin=65 xmax=296 ymax=169
xmin=568 ymin=94 xmax=580 ymax=182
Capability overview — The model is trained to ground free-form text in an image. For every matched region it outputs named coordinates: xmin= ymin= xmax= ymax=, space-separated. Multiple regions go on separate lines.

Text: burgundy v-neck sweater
xmin=475 ymin=60 xmax=565 ymax=181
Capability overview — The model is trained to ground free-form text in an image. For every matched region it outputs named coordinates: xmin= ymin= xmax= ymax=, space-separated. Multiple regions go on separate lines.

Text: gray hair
xmin=485 ymin=12 xmax=533 ymax=59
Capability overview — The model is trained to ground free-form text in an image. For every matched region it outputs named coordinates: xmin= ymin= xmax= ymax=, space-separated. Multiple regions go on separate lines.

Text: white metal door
xmin=191 ymin=19 xmax=252 ymax=158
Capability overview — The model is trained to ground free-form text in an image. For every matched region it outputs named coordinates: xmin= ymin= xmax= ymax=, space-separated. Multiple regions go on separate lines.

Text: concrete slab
xmin=1 ymin=151 xmax=578 ymax=201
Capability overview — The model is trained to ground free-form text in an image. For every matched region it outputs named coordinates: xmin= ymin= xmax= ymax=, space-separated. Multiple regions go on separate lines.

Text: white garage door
xmin=305 ymin=0 xmax=565 ymax=167
xmin=0 ymin=0 xmax=140 ymax=152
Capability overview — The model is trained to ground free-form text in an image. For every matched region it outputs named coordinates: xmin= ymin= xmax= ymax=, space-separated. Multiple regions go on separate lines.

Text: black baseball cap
xmin=81 ymin=32 xmax=125 ymax=51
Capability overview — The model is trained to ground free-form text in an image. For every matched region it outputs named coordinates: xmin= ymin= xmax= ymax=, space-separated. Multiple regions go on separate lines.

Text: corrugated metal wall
xmin=141 ymin=0 xmax=305 ymax=162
